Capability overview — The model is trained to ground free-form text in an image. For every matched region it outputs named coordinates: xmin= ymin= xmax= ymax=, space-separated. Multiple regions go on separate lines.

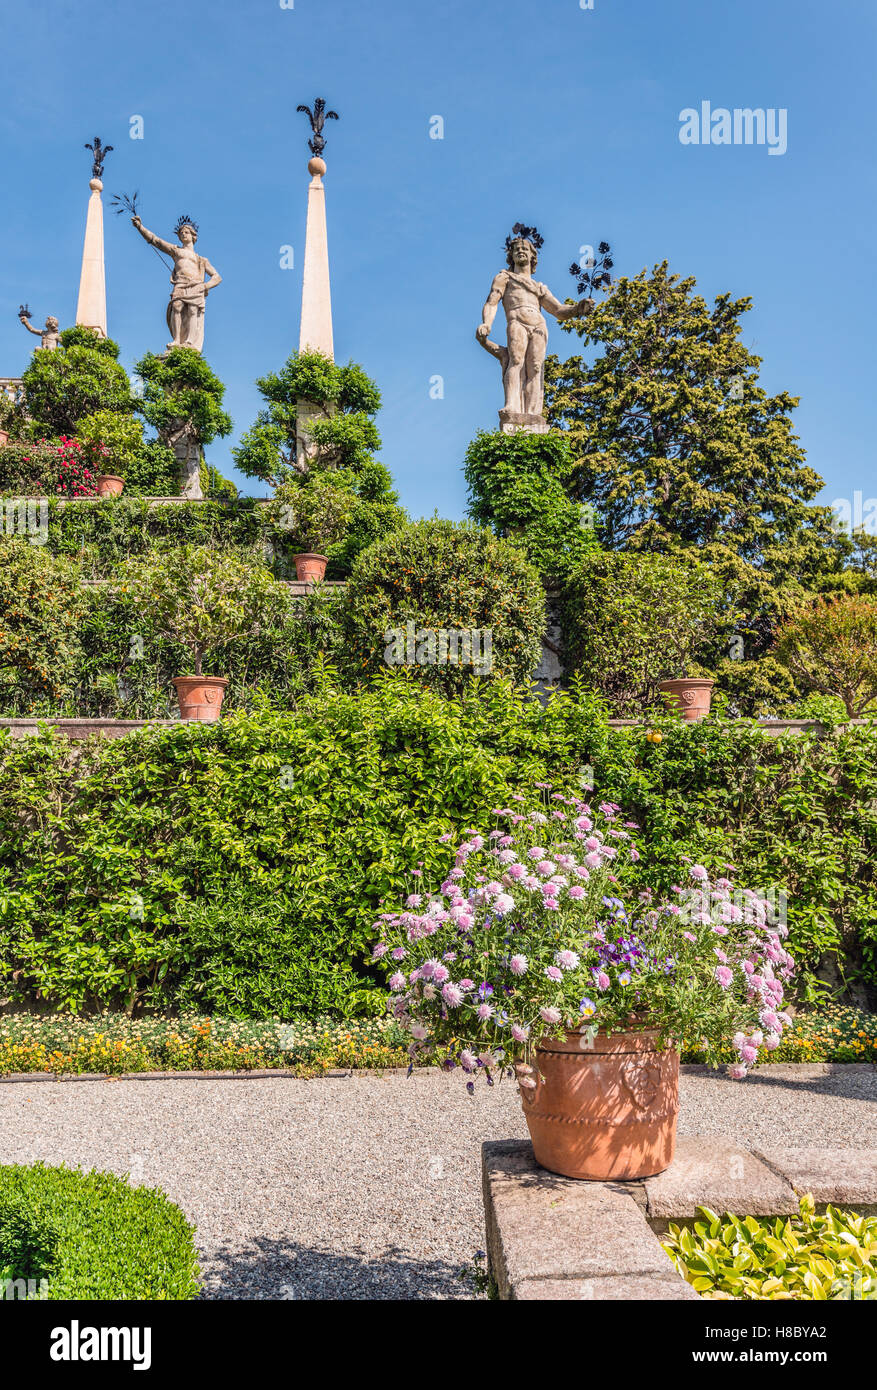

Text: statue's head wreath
xmin=505 ymin=223 xmax=544 ymax=269
xmin=174 ymin=215 xmax=199 ymax=240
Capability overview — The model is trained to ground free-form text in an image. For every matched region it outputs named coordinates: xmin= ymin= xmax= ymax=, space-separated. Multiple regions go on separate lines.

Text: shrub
xmin=464 ymin=428 xmax=598 ymax=580
xmin=232 ymin=350 xmax=405 ymax=576
xmin=0 ymin=439 xmax=92 ymax=498
xmin=342 ymin=518 xmax=545 ymax=692
xmin=20 ymin=332 xmax=133 ymax=436
xmin=0 ymin=541 xmax=83 ymax=704
xmin=773 ymin=594 xmax=877 ymax=717
xmin=0 ymin=686 xmax=875 ymax=1015
xmin=0 ymin=1193 xmax=58 ymax=1285
xmin=663 ymin=1196 xmax=877 ymax=1300
xmin=121 ymin=545 xmax=276 ymax=676
xmin=75 ymin=409 xmax=145 ymax=479
xmin=0 ymin=1163 xmax=200 ymax=1299
xmin=271 ymin=476 xmax=355 ymax=554
xmin=561 ymin=551 xmax=733 ymax=714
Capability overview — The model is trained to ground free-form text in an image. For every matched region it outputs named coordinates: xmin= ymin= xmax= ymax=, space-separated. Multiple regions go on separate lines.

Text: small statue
xmin=477 ymin=224 xmax=594 ymax=429
xmin=18 ymin=305 xmax=60 ymax=350
xmin=130 ymin=214 xmax=221 ymax=353
xmin=296 ymin=98 xmax=340 ymax=158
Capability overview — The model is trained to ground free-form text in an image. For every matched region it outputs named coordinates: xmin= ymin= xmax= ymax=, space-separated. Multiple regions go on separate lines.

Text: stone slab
xmin=755 ymin=1148 xmax=877 ymax=1207
xmin=644 ymin=1136 xmax=798 ymax=1218
xmin=483 ymin=1140 xmax=679 ymax=1300
xmin=516 ymin=1274 xmax=701 ymax=1301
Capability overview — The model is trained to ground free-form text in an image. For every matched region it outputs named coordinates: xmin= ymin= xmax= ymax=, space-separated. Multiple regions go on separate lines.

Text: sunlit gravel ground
xmin=0 ymin=1064 xmax=873 ymax=1299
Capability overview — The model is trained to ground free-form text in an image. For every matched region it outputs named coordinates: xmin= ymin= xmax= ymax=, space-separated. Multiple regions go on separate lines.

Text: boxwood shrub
xmin=0 ymin=1163 xmax=200 ymax=1300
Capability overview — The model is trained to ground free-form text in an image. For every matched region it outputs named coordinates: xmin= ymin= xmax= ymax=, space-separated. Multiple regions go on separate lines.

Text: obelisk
xmin=75 ymin=138 xmax=113 ymax=338
xmin=295 ymin=99 xmax=339 ymax=466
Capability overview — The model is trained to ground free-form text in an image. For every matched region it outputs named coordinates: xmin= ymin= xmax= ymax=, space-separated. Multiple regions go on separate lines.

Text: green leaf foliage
xmin=341 ymin=518 xmax=546 ymax=692
xmin=0 ymin=1163 xmax=200 ymax=1300
xmin=664 ymin=1196 xmax=877 ymax=1300
xmin=0 ymin=685 xmax=875 ymax=1015
xmin=464 ymin=428 xmax=599 ymax=581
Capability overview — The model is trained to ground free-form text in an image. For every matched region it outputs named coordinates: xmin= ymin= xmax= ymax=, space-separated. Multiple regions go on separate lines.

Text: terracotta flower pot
xmin=516 ymin=1028 xmax=679 ymax=1180
xmin=0 ymin=429 xmax=9 ymax=448
xmin=95 ymin=474 xmax=125 ymax=497
xmin=172 ymin=675 xmax=228 ymax=722
xmin=657 ymin=677 xmax=715 ymax=722
xmin=293 ymin=552 xmax=328 ymax=583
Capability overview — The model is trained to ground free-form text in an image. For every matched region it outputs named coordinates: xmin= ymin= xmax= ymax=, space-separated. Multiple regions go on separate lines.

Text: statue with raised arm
xmin=18 ymin=305 xmax=60 ymax=351
xmin=130 ymin=213 xmax=221 ymax=353
xmin=477 ymin=223 xmax=594 ymax=431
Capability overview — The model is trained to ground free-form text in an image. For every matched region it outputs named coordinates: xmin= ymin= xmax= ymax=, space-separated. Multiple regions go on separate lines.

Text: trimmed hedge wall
xmin=0 ymin=679 xmax=874 ymax=1017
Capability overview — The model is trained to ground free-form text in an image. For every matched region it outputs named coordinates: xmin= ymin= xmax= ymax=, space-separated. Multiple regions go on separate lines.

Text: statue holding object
xmin=18 ymin=305 xmax=60 ymax=350
xmin=477 ymin=223 xmax=594 ymax=432
xmin=130 ymin=212 xmax=221 ymax=353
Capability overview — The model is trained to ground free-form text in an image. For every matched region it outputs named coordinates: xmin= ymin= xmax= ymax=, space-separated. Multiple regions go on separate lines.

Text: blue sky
xmin=1 ymin=0 xmax=875 ymax=522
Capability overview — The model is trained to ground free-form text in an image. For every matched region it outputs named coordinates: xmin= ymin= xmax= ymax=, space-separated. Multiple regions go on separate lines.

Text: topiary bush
xmin=0 ymin=1163 xmax=200 ymax=1299
xmin=342 ymin=518 xmax=546 ymax=692
xmin=561 ymin=550 xmax=734 ymax=714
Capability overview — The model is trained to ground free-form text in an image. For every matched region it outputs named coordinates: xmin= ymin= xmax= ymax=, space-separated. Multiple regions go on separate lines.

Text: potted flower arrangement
xmin=273 ymin=478 xmax=354 ymax=583
xmin=55 ymin=437 xmax=98 ymax=498
xmin=374 ymin=787 xmax=795 ymax=1181
xmin=121 ymin=545 xmax=275 ymax=721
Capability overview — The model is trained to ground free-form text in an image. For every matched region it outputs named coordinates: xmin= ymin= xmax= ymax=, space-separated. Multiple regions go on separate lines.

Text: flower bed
xmin=0 ymin=1013 xmax=411 ymax=1076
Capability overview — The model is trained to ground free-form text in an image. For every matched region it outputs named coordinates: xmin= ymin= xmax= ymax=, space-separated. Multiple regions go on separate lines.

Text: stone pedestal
xmin=295 ymin=397 xmax=335 ymax=469
xmin=171 ymin=424 xmax=203 ymax=499
xmin=499 ymin=410 xmax=549 ymax=435
xmin=75 ymin=178 xmax=108 ymax=338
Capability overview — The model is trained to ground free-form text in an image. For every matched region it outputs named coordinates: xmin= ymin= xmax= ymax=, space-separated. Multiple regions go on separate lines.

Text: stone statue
xmin=18 ymin=306 xmax=60 ymax=350
xmin=131 ymin=214 xmax=221 ymax=353
xmin=477 ymin=224 xmax=594 ymax=431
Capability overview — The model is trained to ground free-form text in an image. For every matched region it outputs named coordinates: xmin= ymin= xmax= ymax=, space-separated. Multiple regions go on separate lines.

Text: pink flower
xmin=410 ymin=1024 xmax=427 ymax=1041
xmin=433 ymin=964 xmax=450 ymax=984
xmin=510 ymin=1023 xmax=530 ymax=1043
xmin=595 ymin=971 xmax=610 ymax=991
xmin=545 ymin=966 xmax=563 ymax=982
xmin=536 ymin=860 xmax=556 ymax=876
xmin=476 ymin=1002 xmax=493 ymax=1021
xmin=460 ymin=1050 xmax=478 ymax=1072
xmin=584 ymin=852 xmax=602 ymax=870
xmin=372 ymin=942 xmax=388 ymax=959
xmin=493 ymin=893 xmax=515 ymax=915
xmin=540 ymin=1006 xmax=562 ymax=1025
xmin=763 ymin=1032 xmax=780 ymax=1051
xmin=568 ymin=885 xmax=585 ymax=900
xmin=509 ymin=955 xmax=528 ymax=976
xmin=442 ymin=983 xmax=463 ymax=1007
xmin=388 ymin=972 xmax=406 ymax=991
xmin=714 ymin=966 xmax=733 ymax=989
xmin=727 ymin=1064 xmax=748 ymax=1080
xmin=740 ymin=1044 xmax=758 ymax=1064
xmin=555 ymin=950 xmax=580 ymax=971
xmin=506 ymin=863 xmax=525 ymax=881
xmin=690 ymin=864 xmax=709 ymax=882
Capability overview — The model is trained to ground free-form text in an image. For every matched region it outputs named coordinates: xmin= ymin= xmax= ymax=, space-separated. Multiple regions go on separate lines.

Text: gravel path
xmin=0 ymin=1065 xmax=874 ymax=1300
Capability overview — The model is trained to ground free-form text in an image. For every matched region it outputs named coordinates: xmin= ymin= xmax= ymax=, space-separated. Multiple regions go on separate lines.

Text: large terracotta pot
xmin=293 ymin=552 xmax=328 ymax=583
xmin=516 ymin=1028 xmax=679 ymax=1180
xmin=172 ymin=675 xmax=228 ymax=722
xmin=0 ymin=429 xmax=9 ymax=448
xmin=657 ymin=677 xmax=714 ymax=723
xmin=95 ymin=474 xmax=125 ymax=497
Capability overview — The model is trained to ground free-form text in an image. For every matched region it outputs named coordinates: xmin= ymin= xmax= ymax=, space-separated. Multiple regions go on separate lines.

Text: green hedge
xmin=0 ymin=679 xmax=874 ymax=1016
xmin=0 ymin=1163 xmax=200 ymax=1299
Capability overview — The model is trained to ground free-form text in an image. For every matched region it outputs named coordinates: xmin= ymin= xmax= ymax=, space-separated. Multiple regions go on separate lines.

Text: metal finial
xmin=296 ymin=98 xmax=340 ymax=158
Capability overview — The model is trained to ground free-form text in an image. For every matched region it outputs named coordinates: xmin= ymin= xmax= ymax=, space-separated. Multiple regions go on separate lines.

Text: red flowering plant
xmin=55 ymin=437 xmax=98 ymax=498
xmin=374 ymin=786 xmax=796 ymax=1088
